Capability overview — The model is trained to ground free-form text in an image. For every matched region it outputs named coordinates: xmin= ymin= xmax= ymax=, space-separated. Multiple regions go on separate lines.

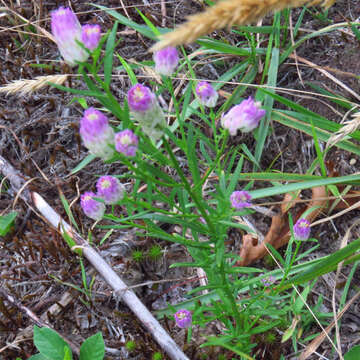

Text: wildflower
xmin=79 ymin=107 xmax=115 ymax=160
xmin=221 ymin=97 xmax=266 ymax=135
xmin=127 ymin=84 xmax=166 ymax=141
xmin=174 ymin=309 xmax=192 ymax=328
xmin=230 ymin=190 xmax=252 ymax=210
xmin=261 ymin=275 xmax=276 ymax=287
xmin=80 ymin=191 xmax=105 ymax=221
xmin=51 ymin=7 xmax=88 ymax=66
xmin=96 ymin=176 xmax=125 ymax=204
xmin=115 ymin=129 xmax=138 ymax=157
xmin=81 ymin=24 xmax=101 ymax=50
xmin=153 ymin=46 xmax=179 ymax=76
xmin=293 ymin=218 xmax=311 ymax=241
xmin=195 ymin=81 xmax=218 ymax=108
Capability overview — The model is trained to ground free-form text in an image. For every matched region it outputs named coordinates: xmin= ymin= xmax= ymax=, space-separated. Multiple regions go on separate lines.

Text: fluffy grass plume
xmin=0 ymin=74 xmax=67 ymax=96
xmin=151 ymin=0 xmax=336 ymax=51
xmin=327 ymin=111 xmax=360 ymax=149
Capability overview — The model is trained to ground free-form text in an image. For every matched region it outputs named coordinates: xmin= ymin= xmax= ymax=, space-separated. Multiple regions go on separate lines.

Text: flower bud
xmin=51 ymin=7 xmax=88 ymax=66
xmin=174 ymin=309 xmax=192 ymax=328
xmin=127 ymin=84 xmax=166 ymax=141
xmin=80 ymin=107 xmax=115 ymax=160
xmin=293 ymin=218 xmax=311 ymax=240
xmin=230 ymin=190 xmax=252 ymax=209
xmin=221 ymin=97 xmax=265 ymax=135
xmin=115 ymin=129 xmax=138 ymax=157
xmin=195 ymin=81 xmax=218 ymax=108
xmin=153 ymin=47 xmax=179 ymax=76
xmin=81 ymin=24 xmax=101 ymax=50
xmin=96 ymin=176 xmax=125 ymax=204
xmin=80 ymin=191 xmax=105 ymax=221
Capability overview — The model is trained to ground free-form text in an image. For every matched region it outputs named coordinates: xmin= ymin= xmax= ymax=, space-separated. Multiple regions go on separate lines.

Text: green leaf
xmin=33 ymin=326 xmax=72 ymax=360
xmin=250 ymin=173 xmax=360 ymax=200
xmin=0 ymin=211 xmax=17 ymax=236
xmin=104 ymin=21 xmax=118 ymax=89
xmin=93 ymin=4 xmax=163 ymax=40
xmin=344 ymin=345 xmax=360 ymax=360
xmin=293 ymin=285 xmax=311 ymax=314
xmin=79 ymin=333 xmax=105 ymax=360
xmin=27 ymin=354 xmax=48 ymax=360
xmin=71 ymin=154 xmax=96 ymax=174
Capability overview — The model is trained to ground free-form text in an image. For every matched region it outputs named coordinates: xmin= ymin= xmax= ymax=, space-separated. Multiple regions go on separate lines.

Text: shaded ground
xmin=0 ymin=1 xmax=360 ymax=359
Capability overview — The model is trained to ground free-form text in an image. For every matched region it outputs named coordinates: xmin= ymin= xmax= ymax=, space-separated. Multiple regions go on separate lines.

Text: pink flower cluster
xmin=80 ymin=176 xmax=125 ymax=221
xmin=80 ymin=107 xmax=138 ymax=160
xmin=221 ymin=97 xmax=266 ymax=135
xmin=51 ymin=7 xmax=101 ymax=66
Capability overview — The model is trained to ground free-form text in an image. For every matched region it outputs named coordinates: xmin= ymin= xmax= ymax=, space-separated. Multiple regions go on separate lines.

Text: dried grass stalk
xmin=0 ymin=74 xmax=67 ymax=96
xmin=326 ymin=111 xmax=360 ymax=149
xmin=151 ymin=0 xmax=335 ymax=51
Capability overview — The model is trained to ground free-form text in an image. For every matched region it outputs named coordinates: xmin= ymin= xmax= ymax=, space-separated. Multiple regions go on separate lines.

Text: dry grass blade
xmin=327 ymin=111 xmax=360 ymax=149
xmin=150 ymin=0 xmax=336 ymax=51
xmin=299 ymin=289 xmax=360 ymax=359
xmin=0 ymin=74 xmax=67 ymax=96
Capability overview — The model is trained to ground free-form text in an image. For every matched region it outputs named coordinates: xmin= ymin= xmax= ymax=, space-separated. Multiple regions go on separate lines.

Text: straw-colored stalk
xmin=327 ymin=111 xmax=360 ymax=149
xmin=151 ymin=0 xmax=336 ymax=52
xmin=0 ymin=74 xmax=67 ymax=96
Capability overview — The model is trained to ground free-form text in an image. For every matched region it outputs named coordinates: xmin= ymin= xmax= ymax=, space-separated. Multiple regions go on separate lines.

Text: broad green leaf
xmin=344 ymin=345 xmax=360 ymax=360
xmin=27 ymin=354 xmax=47 ymax=360
xmin=79 ymin=333 xmax=105 ymax=360
xmin=0 ymin=211 xmax=17 ymax=236
xmin=33 ymin=326 xmax=72 ymax=360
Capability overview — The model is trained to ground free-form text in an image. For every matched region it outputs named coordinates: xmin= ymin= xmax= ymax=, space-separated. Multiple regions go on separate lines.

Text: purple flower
xmin=230 ymin=190 xmax=252 ymax=209
xmin=195 ymin=81 xmax=218 ymax=108
xmin=174 ymin=309 xmax=192 ymax=328
xmin=51 ymin=7 xmax=88 ymax=66
xmin=127 ymin=84 xmax=166 ymax=141
xmin=127 ymin=84 xmax=155 ymax=112
xmin=80 ymin=191 xmax=105 ymax=221
xmin=293 ymin=218 xmax=311 ymax=240
xmin=80 ymin=107 xmax=115 ymax=160
xmin=96 ymin=176 xmax=125 ymax=204
xmin=261 ymin=275 xmax=276 ymax=286
xmin=81 ymin=24 xmax=101 ymax=50
xmin=115 ymin=129 xmax=138 ymax=157
xmin=221 ymin=97 xmax=266 ymax=135
xmin=153 ymin=47 xmax=179 ymax=76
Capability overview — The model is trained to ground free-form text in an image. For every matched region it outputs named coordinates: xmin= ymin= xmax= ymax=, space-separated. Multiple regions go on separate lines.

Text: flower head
xmin=174 ymin=309 xmax=192 ymax=328
xmin=51 ymin=7 xmax=88 ymax=66
xmin=79 ymin=107 xmax=115 ymax=160
xmin=293 ymin=218 xmax=311 ymax=241
xmin=230 ymin=190 xmax=252 ymax=209
xmin=127 ymin=84 xmax=167 ymax=142
xmin=81 ymin=24 xmax=101 ymax=50
xmin=115 ymin=129 xmax=138 ymax=157
xmin=261 ymin=275 xmax=276 ymax=287
xmin=80 ymin=191 xmax=105 ymax=221
xmin=153 ymin=47 xmax=179 ymax=76
xmin=96 ymin=176 xmax=125 ymax=204
xmin=127 ymin=84 xmax=155 ymax=112
xmin=221 ymin=97 xmax=266 ymax=135
xmin=195 ymin=81 xmax=218 ymax=108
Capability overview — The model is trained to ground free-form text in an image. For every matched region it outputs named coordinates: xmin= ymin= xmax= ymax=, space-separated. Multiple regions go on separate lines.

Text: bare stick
xmin=32 ymin=192 xmax=189 ymax=360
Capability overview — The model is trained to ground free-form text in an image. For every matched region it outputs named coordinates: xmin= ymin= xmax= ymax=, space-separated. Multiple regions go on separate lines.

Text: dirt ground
xmin=0 ymin=1 xmax=360 ymax=359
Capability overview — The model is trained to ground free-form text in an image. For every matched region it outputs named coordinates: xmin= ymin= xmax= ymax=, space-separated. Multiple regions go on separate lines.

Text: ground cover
xmin=0 ymin=1 xmax=360 ymax=359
